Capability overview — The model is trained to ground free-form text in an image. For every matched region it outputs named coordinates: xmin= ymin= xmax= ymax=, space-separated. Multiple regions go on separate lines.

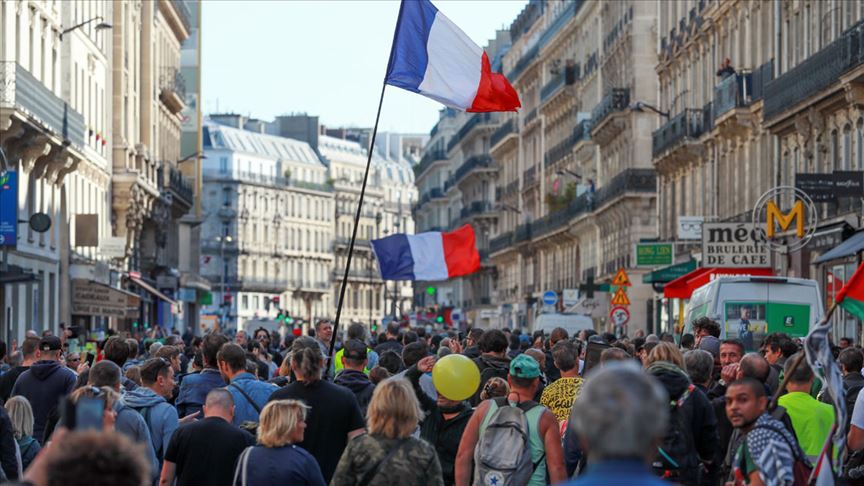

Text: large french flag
xmin=371 ymin=225 xmax=481 ymax=281
xmin=385 ymin=0 xmax=521 ymax=112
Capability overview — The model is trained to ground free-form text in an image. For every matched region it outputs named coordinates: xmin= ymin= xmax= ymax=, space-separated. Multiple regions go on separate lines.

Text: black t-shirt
xmin=164 ymin=416 xmax=254 ymax=486
xmin=269 ymin=379 xmax=365 ymax=482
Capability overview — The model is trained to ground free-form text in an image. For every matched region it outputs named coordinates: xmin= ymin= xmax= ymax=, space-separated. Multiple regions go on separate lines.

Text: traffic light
xmin=426 ymin=286 xmax=436 ymax=296
xmin=435 ymin=315 xmax=444 ymax=324
xmin=272 ymin=296 xmax=280 ymax=306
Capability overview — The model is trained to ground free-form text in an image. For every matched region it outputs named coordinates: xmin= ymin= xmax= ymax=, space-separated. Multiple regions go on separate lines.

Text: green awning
xmin=642 ymin=259 xmax=698 ymax=284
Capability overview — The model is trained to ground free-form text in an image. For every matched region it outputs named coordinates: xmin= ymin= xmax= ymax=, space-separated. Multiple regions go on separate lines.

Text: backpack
xmin=652 ymin=384 xmax=701 ymax=484
xmin=130 ymin=405 xmax=163 ymax=458
xmin=473 ymin=397 xmax=544 ymax=486
xmin=474 ymin=358 xmax=509 ymax=404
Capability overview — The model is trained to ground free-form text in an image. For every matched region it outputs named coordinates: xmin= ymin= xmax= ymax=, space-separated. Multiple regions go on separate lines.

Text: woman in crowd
xmin=331 ymin=378 xmax=443 ymax=486
xmin=232 ymin=399 xmax=325 ymax=486
xmin=5 ymin=396 xmax=41 ymax=470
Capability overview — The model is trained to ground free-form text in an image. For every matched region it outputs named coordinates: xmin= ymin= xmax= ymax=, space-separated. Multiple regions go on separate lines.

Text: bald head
xmin=204 ymin=388 xmax=235 ymax=421
xmin=739 ymin=352 xmax=770 ymax=383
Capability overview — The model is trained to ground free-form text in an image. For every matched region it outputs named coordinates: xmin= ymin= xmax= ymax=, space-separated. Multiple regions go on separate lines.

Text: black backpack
xmin=652 ymin=384 xmax=701 ymax=485
xmin=473 ymin=358 xmax=509 ymax=405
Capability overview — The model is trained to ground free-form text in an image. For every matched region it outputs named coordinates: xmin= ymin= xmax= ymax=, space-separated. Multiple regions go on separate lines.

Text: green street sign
xmin=642 ymin=259 xmax=697 ymax=284
xmin=635 ymin=242 xmax=674 ymax=267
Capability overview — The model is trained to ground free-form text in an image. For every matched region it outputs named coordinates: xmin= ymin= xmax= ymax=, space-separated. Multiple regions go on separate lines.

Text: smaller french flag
xmin=385 ymin=0 xmax=521 ymax=112
xmin=371 ymin=225 xmax=481 ymax=281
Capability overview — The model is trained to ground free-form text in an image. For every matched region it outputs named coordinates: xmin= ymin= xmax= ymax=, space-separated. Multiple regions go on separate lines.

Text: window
xmin=842 ymin=125 xmax=852 ymax=170
xmin=220 ymin=157 xmax=228 ymax=174
xmin=242 ymin=295 xmax=248 ymax=310
xmin=253 ymin=296 xmax=259 ymax=310
xmin=222 ymin=187 xmax=231 ymax=206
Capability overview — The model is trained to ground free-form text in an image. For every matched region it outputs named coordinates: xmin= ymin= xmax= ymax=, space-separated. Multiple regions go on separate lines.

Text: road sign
xmin=611 ymin=268 xmax=631 ymax=287
xmin=610 ymin=306 xmax=631 ymax=326
xmin=611 ymin=287 xmax=630 ymax=306
xmin=542 ymin=291 xmax=558 ymax=306
xmin=562 ymin=289 xmax=579 ymax=307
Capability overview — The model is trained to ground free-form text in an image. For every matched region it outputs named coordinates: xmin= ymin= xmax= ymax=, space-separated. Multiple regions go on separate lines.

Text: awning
xmin=813 ymin=230 xmax=864 ymax=264
xmin=642 ymin=259 xmax=698 ymax=284
xmin=71 ymin=279 xmax=140 ymax=319
xmin=663 ymin=267 xmax=775 ymax=299
xmin=130 ymin=276 xmax=179 ymax=306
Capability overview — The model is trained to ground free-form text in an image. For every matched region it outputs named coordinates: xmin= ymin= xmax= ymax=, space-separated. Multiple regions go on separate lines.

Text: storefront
xmin=127 ymin=274 xmax=179 ymax=332
xmin=813 ymin=229 xmax=864 ymax=341
xmin=70 ymin=279 xmax=140 ymax=345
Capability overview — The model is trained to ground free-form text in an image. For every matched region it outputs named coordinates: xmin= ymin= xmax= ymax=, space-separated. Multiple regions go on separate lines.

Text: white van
xmin=683 ymin=276 xmax=823 ymax=347
xmin=533 ymin=313 xmax=595 ymax=336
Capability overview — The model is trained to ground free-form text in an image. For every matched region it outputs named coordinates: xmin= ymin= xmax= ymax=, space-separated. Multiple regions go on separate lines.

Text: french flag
xmin=371 ymin=225 xmax=481 ymax=281
xmin=385 ymin=0 xmax=521 ymax=112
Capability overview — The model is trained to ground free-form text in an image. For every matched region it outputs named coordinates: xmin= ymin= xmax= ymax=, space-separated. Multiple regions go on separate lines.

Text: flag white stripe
xmin=418 ymin=11 xmax=482 ymax=110
xmin=407 ymin=232 xmax=449 ymax=281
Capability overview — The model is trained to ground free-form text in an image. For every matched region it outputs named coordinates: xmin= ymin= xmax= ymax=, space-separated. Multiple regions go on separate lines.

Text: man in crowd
xmin=88 ymin=360 xmax=159 ymax=482
xmin=65 ymin=352 xmax=81 ymax=371
xmin=160 ymin=388 xmax=254 ymax=486
xmin=373 ymin=321 xmax=403 ymax=356
xmin=334 ymin=339 xmax=375 ymax=415
xmin=155 ymin=345 xmax=183 ymax=403
xmin=28 ymin=430 xmax=150 ymax=486
xmin=396 ymin=341 xmax=437 ymax=400
xmin=124 ymin=357 xmax=185 ymax=468
xmin=123 ymin=338 xmax=142 ymax=372
xmin=455 ymin=354 xmax=567 ymax=485
xmin=218 ymin=342 xmax=277 ymax=426
xmin=564 ymin=362 xmax=670 ymax=485
xmin=840 ymin=337 xmax=854 ymax=349
xmin=725 ymin=378 xmax=800 ymax=484
xmin=11 ymin=336 xmax=76 ymax=441
xmin=462 ymin=327 xmax=484 ymax=359
xmin=822 ymin=347 xmax=864 ymax=433
xmin=177 ymin=333 xmax=228 ymax=418
xmin=234 ymin=330 xmax=248 ymax=348
xmin=0 ymin=336 xmax=39 ymax=402
xmin=778 ymin=352 xmax=835 ymax=461
xmin=541 ymin=341 xmax=583 ymax=427
xmin=470 ymin=329 xmax=511 ymax=405
xmin=708 ymin=339 xmax=744 ymax=399
xmin=544 ymin=327 xmax=569 ymax=382
xmin=692 ymin=317 xmax=721 ymax=347
xmin=684 ymin=349 xmax=715 ymax=395
xmin=334 ymin=322 xmax=379 ymax=374
xmin=314 ymin=320 xmax=335 ymax=378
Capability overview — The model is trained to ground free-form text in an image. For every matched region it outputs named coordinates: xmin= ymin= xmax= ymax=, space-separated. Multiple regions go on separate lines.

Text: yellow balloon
xmin=432 ymin=354 xmax=481 ymax=401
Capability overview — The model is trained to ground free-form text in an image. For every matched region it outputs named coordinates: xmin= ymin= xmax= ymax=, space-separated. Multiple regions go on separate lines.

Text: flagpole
xmin=326 ymin=82 xmax=388 ymax=376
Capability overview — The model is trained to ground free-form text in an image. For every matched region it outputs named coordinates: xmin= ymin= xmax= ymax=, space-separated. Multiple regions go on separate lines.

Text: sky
xmin=201 ymin=0 xmax=527 ymax=134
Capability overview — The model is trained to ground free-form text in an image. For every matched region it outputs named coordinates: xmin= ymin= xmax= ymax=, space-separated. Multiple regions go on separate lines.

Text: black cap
xmin=39 ymin=336 xmax=62 ymax=351
xmin=343 ymin=339 xmax=367 ymax=361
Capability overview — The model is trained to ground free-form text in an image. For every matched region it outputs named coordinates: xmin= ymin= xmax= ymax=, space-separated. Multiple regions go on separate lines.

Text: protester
xmin=314 ymin=320 xmax=335 ymax=378
xmin=268 ymin=336 xmax=365 ymax=482
xmin=124 ymin=358 xmax=183 ymax=469
xmin=455 ymin=354 xmax=566 ymax=485
xmin=218 ymin=342 xmax=277 ymax=426
xmin=709 ymin=338 xmax=745 ymax=399
xmin=176 ymin=333 xmax=228 ymax=418
xmin=683 ymin=349 xmax=715 ymax=394
xmin=692 ymin=317 xmax=721 ymax=347
xmin=644 ymin=343 xmax=718 ymax=485
xmin=5 ymin=395 xmax=39 ymax=471
xmin=822 ymin=347 xmax=864 ymax=432
xmin=373 ymin=322 xmax=404 ymax=356
xmin=479 ymin=377 xmax=509 ymax=401
xmin=235 ymin=330 xmax=248 ymax=347
xmin=161 ymin=388 xmax=255 ymax=486
xmin=11 ymin=336 xmax=77 ymax=442
xmin=334 ymin=339 xmax=376 ymax=415
xmin=564 ymin=362 xmax=670 ymax=485
xmin=0 ymin=336 xmax=39 ymax=402
xmin=378 ymin=350 xmax=403 ymax=374
xmin=543 ymin=328 xmax=569 ymax=382
xmin=126 ymin=366 xmax=143 ymax=387
xmin=840 ymin=337 xmax=854 ymax=349
xmin=680 ymin=333 xmax=695 ymax=350
xmin=725 ymin=378 xmax=803 ymax=485
xmin=777 ymin=352 xmax=835 ymax=461
xmin=0 ymin=404 xmax=17 ymax=480
xmin=334 ymin=323 xmax=380 ymax=374
xmin=24 ymin=430 xmax=150 ymax=486
xmin=331 ymin=378 xmax=443 ymax=486
xmin=461 ymin=328 xmax=484 ymax=359
xmin=232 ymin=399 xmax=325 ymax=486
xmin=599 ymin=347 xmax=630 ymax=365
xmin=469 ymin=330 xmax=511 ymax=406
xmin=540 ymin=341 xmax=583 ymax=428
xmin=86 ymin=360 xmax=159 ymax=480
xmin=369 ymin=366 xmax=391 ymax=385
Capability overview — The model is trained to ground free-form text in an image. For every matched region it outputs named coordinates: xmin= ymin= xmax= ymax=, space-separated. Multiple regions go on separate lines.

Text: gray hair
xmin=206 ymin=388 xmax=235 ymax=411
xmin=645 ymin=334 xmax=660 ymax=343
xmin=571 ymin=362 xmax=669 ymax=461
xmin=684 ymin=349 xmax=714 ymax=385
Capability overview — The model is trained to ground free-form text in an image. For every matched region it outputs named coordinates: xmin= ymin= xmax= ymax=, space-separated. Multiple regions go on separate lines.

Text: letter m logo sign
xmin=766 ymin=200 xmax=805 ymax=238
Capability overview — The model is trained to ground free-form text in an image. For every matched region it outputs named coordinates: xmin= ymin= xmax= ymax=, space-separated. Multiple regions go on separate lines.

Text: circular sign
xmin=29 ymin=213 xmax=51 ymax=233
xmin=609 ymin=306 xmax=630 ymax=327
xmin=542 ymin=291 xmax=558 ymax=306
xmin=751 ymin=186 xmax=817 ymax=252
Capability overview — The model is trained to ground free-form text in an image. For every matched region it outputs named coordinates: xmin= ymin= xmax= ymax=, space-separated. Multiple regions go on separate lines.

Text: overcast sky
xmin=202 ymin=0 xmax=526 ymax=134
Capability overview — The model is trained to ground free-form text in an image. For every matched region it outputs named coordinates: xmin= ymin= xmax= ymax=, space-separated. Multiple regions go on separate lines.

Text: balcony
xmin=159 ymin=67 xmax=186 ymax=114
xmin=447 ymin=113 xmax=493 ymax=152
xmin=491 ymin=118 xmax=517 ymax=149
xmin=233 ymin=170 xmax=333 ymax=193
xmin=415 ymin=148 xmax=447 ymax=178
xmin=508 ymin=43 xmax=540 ymax=81
xmin=532 ymin=192 xmax=592 ymax=240
xmin=514 ymin=223 xmax=533 ymax=243
xmin=594 ymin=168 xmax=657 ymax=209
xmin=764 ymin=24 xmax=863 ymax=120
xmin=523 ymin=165 xmax=537 ymax=188
xmin=499 ymin=179 xmax=520 ymax=200
xmin=523 ymin=107 xmax=539 ymax=128
xmin=331 ymin=268 xmax=382 ymax=282
xmin=538 ymin=0 xmax=582 ymax=49
xmin=237 ymin=277 xmax=289 ymax=293
xmin=459 ymin=201 xmax=495 ymax=221
xmin=168 ymin=166 xmax=194 ymax=208
xmin=446 ymin=154 xmax=495 ymax=189
xmin=545 ymin=119 xmax=592 ymax=168
xmin=652 ymin=109 xmax=704 ymax=160
xmin=490 ymin=231 xmax=514 ymax=255
xmin=590 ymin=88 xmax=630 ymax=144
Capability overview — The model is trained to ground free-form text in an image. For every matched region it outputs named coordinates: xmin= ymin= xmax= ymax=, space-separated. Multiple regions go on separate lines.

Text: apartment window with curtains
xmin=857 ymin=120 xmax=864 ymax=170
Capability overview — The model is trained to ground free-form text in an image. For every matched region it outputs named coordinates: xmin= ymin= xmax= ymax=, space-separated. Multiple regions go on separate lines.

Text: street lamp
xmin=178 ymin=152 xmax=206 ymax=164
xmin=60 ymin=16 xmax=112 ymax=40
xmin=630 ymin=101 xmax=670 ymax=119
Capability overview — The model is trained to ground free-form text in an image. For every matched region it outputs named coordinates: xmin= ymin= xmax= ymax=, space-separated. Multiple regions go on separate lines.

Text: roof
xmin=203 ymin=119 xmax=324 ymax=167
xmin=373 ymin=153 xmax=415 ymax=184
xmin=318 ymin=134 xmax=368 ymax=166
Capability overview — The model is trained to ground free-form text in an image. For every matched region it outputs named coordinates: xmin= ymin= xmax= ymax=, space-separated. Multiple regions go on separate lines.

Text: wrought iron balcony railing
xmin=652 ymin=109 xmax=704 ymax=157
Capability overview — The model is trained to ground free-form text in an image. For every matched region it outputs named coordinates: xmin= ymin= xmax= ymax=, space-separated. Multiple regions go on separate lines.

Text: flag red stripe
xmin=467 ymin=52 xmax=521 ymax=113
xmin=441 ymin=224 xmax=481 ymax=278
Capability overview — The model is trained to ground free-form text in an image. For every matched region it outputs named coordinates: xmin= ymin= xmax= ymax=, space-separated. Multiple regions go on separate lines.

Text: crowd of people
xmin=0 ymin=316 xmax=861 ymax=485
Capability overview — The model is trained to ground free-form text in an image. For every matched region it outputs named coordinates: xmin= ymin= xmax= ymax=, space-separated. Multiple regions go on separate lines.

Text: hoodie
xmin=646 ymin=362 xmax=718 ymax=485
xmin=123 ymin=386 xmax=179 ymax=463
xmin=114 ymin=398 xmax=160 ymax=482
xmin=11 ymin=360 xmax=76 ymax=441
xmin=334 ymin=369 xmax=375 ymax=415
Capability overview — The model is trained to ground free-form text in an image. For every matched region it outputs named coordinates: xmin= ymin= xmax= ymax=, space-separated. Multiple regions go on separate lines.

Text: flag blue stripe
xmin=385 ymin=0 xmax=438 ymax=92
xmin=371 ymin=233 xmax=416 ymax=280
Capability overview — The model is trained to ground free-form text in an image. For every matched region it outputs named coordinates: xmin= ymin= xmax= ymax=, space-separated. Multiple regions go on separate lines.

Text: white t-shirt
xmin=851 ymin=387 xmax=864 ymax=430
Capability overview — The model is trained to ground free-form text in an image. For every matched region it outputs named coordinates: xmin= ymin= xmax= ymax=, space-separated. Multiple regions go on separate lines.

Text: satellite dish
xmin=29 ymin=213 xmax=52 ymax=233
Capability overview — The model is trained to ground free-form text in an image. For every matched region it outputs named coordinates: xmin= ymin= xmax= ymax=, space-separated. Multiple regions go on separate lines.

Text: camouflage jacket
xmin=331 ymin=434 xmax=444 ymax=486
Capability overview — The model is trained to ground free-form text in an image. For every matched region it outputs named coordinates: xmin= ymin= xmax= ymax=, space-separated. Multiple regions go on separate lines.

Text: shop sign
xmin=0 ymin=171 xmax=17 ymax=247
xmin=834 ymin=171 xmax=864 ymax=197
xmin=795 ymin=173 xmax=836 ymax=202
xmin=71 ymin=279 xmax=139 ymax=318
xmin=702 ymin=223 xmax=770 ymax=268
xmin=678 ymin=216 xmax=704 ymax=240
xmin=635 ymin=242 xmax=674 ymax=267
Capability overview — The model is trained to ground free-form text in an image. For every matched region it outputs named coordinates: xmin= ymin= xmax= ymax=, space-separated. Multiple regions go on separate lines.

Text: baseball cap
xmin=699 ymin=335 xmax=721 ymax=358
xmin=343 ymin=339 xmax=367 ymax=361
xmin=510 ymin=354 xmax=541 ymax=379
xmin=39 ymin=336 xmax=62 ymax=352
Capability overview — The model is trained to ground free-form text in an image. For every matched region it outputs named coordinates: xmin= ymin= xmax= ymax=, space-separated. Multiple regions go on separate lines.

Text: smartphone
xmin=84 ymin=352 xmax=95 ymax=367
xmin=60 ymin=396 xmax=104 ymax=430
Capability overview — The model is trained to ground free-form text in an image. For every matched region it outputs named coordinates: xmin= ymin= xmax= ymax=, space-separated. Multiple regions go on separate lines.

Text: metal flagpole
xmin=326 ymin=82 xmax=387 ymax=375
